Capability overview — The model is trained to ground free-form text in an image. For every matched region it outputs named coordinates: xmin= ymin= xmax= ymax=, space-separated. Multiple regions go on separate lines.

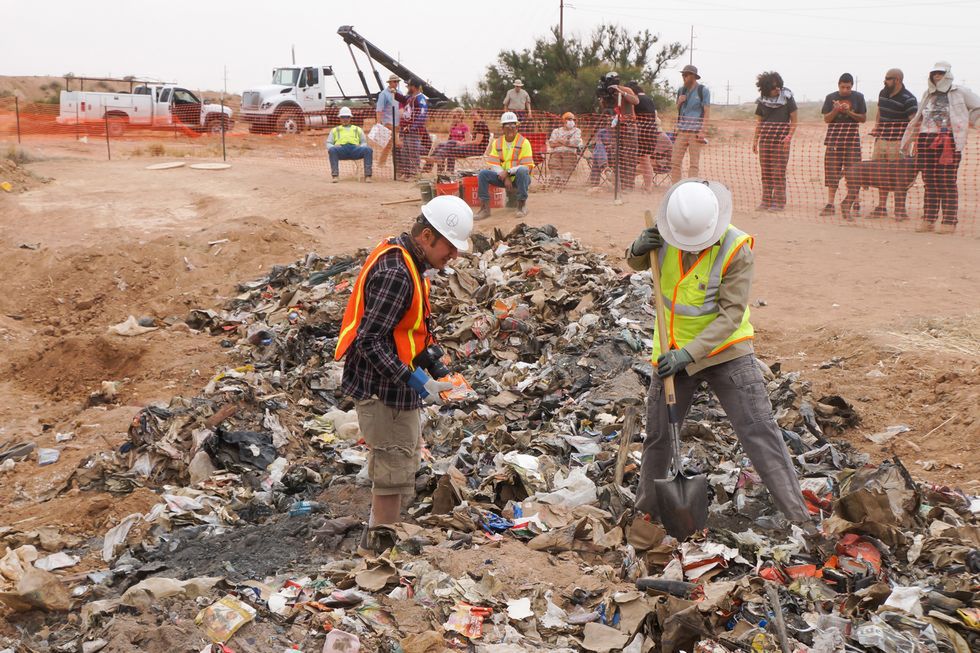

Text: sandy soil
xmin=0 ymin=146 xmax=977 ymax=545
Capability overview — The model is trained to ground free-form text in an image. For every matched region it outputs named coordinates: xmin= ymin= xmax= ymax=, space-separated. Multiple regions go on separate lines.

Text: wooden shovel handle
xmin=644 ymin=210 xmax=677 ymax=407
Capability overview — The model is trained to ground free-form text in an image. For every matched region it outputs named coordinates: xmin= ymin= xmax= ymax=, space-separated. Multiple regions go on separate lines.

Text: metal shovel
xmin=644 ymin=210 xmax=709 ymax=540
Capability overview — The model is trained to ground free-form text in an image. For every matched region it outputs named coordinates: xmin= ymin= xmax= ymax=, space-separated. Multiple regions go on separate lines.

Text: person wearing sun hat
xmin=625 ymin=179 xmax=809 ymax=523
xmin=901 ymin=61 xmax=980 ymax=234
xmin=503 ymin=79 xmax=532 ymax=123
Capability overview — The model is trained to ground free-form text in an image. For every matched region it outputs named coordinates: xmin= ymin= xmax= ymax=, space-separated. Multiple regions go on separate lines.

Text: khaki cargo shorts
xmin=873 ymin=139 xmax=902 ymax=161
xmin=355 ymin=398 xmax=421 ymax=496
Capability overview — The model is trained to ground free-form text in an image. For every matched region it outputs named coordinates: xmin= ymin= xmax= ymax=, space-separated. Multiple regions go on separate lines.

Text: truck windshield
xmin=273 ymin=68 xmax=300 ymax=86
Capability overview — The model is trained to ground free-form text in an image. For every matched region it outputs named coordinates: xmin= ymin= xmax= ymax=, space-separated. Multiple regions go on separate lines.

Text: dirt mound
xmin=0 ymin=156 xmax=44 ymax=192
xmin=764 ymin=318 xmax=980 ymax=487
xmin=7 ymin=334 xmax=148 ymax=400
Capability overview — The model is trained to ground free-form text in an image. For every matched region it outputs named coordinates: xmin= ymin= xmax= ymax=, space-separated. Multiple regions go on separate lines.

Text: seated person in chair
xmin=548 ymin=111 xmax=583 ymax=179
xmin=475 ymin=112 xmax=534 ymax=220
xmin=327 ymin=107 xmax=372 ymax=183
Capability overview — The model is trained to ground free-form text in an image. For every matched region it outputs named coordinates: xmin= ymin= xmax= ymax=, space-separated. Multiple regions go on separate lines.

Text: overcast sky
xmin=3 ymin=0 xmax=978 ymax=107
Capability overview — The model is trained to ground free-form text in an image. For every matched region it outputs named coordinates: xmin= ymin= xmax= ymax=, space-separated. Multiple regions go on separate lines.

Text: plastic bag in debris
xmin=534 ymin=467 xmax=597 ymax=508
xmin=205 ymin=429 xmax=277 ymax=471
xmin=854 ymin=614 xmax=918 ymax=653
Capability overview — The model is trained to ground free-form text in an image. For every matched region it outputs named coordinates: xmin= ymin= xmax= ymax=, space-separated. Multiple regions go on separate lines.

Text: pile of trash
xmin=2 ymin=224 xmax=977 ymax=653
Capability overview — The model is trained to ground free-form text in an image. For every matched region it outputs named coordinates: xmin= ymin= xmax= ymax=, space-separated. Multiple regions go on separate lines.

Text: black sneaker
xmin=819 ymin=203 xmax=834 ymax=216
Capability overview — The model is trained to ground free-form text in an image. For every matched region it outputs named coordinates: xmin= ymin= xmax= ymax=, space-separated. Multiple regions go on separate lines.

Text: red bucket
xmin=435 ymin=181 xmax=460 ymax=197
xmin=460 ymin=176 xmax=480 ymax=207
xmin=489 ymin=186 xmax=505 ymax=208
xmin=459 ymin=175 xmax=504 ymax=208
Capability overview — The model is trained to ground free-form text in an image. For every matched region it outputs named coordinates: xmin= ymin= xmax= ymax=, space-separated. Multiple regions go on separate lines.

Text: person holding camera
xmin=334 ymin=196 xmax=473 ymax=554
xmin=597 ymin=72 xmax=640 ymax=191
xmin=820 ymin=73 xmax=867 ymax=216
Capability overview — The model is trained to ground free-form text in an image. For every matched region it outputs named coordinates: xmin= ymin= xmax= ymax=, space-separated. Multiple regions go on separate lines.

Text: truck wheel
xmin=207 ymin=117 xmax=227 ymax=135
xmin=106 ymin=116 xmax=127 ymax=138
xmin=276 ymin=110 xmax=303 ymax=135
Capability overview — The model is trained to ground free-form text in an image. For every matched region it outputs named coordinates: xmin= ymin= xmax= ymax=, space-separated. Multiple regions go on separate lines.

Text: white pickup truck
xmin=239 ymin=66 xmax=370 ymax=134
xmin=57 ymin=84 xmax=234 ymax=137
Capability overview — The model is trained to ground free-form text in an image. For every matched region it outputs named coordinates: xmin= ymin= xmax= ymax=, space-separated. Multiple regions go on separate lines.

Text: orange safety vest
xmin=334 ymin=239 xmax=431 ymax=366
xmin=489 ymin=134 xmax=532 ymax=170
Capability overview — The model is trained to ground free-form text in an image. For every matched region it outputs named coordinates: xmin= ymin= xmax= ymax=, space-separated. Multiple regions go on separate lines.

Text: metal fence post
xmin=221 ymin=98 xmax=227 ymax=162
xmin=614 ymin=117 xmax=621 ymax=202
xmin=104 ymin=112 xmax=111 ymax=160
xmin=392 ymin=105 xmax=398 ymax=180
xmin=15 ymin=97 xmax=21 ymax=144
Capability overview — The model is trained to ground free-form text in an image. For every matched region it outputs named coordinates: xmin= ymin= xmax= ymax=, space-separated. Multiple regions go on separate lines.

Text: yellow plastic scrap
xmin=0 ymin=182 xmax=12 ymax=193
xmin=958 ymin=607 xmax=980 ymax=631
xmin=211 ymin=365 xmax=256 ymax=383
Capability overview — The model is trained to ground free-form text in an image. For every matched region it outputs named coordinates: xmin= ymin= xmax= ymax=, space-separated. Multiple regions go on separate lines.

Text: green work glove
xmin=629 ymin=226 xmax=663 ymax=258
xmin=656 ymin=348 xmax=693 ymax=378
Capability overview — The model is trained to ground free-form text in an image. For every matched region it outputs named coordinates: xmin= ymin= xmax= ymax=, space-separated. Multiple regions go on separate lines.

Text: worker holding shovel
xmin=626 ymin=180 xmax=809 ymax=537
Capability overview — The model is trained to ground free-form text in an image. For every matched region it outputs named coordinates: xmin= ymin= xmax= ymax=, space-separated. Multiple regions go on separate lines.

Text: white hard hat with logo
xmin=656 ymin=180 xmax=733 ymax=252
xmin=421 ymin=195 xmax=473 ymax=251
xmin=338 ymin=107 xmax=353 ymax=118
xmin=500 ymin=111 xmax=519 ymax=125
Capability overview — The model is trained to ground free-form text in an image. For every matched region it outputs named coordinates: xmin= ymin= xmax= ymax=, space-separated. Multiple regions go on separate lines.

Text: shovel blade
xmin=654 ymin=473 xmax=709 ymax=540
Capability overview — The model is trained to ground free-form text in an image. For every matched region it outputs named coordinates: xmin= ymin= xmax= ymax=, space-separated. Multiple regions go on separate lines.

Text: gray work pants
xmin=635 ymin=354 xmax=809 ymax=522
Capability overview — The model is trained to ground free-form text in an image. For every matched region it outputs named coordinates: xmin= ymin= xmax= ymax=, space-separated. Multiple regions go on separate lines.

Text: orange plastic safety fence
xmin=1 ymin=97 xmax=976 ymax=236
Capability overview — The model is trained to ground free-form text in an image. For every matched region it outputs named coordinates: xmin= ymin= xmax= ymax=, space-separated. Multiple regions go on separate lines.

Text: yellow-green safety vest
xmin=651 ymin=225 xmax=755 ymax=363
xmin=331 ymin=124 xmax=364 ymax=146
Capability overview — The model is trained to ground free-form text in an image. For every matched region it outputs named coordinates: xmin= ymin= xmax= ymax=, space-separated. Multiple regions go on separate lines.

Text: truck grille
xmin=242 ymin=92 xmax=262 ymax=109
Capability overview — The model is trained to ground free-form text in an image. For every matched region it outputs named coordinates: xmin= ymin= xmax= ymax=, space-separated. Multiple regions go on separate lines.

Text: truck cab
xmin=240 ymin=66 xmax=358 ymax=134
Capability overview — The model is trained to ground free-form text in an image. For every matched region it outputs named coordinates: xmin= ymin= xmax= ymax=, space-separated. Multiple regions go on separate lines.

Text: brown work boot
xmin=515 ymin=200 xmax=528 ymax=218
xmin=936 ymin=222 xmax=957 ymax=234
xmin=916 ymin=220 xmax=935 ymax=232
xmin=474 ymin=201 xmax=491 ymax=221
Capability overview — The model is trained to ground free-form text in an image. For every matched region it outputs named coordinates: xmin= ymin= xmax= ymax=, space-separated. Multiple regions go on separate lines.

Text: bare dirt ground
xmin=0 ymin=143 xmax=977 ymax=551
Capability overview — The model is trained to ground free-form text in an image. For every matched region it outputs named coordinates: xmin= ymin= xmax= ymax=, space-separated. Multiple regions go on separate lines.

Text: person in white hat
xmin=475 ymin=111 xmax=535 ymax=220
xmin=502 ymin=79 xmax=532 ymax=123
xmin=334 ymin=195 xmax=473 ymax=554
xmin=375 ymin=74 xmax=401 ymax=165
xmin=626 ymin=179 xmax=809 ymax=524
xmin=327 ymin=107 xmax=372 ymax=182
xmin=901 ymin=61 xmax=980 ymax=234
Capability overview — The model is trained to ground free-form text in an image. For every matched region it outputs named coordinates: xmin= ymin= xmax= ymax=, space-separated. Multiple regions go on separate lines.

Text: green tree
xmin=464 ymin=24 xmax=686 ymax=114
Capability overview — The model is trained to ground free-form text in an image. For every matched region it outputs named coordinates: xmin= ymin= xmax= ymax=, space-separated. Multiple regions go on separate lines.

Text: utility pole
xmin=560 ymin=0 xmax=564 ymax=45
xmin=689 ymin=26 xmax=695 ymax=65
xmin=725 ymin=80 xmax=732 ymax=105
xmin=291 ymin=45 xmax=296 ymax=65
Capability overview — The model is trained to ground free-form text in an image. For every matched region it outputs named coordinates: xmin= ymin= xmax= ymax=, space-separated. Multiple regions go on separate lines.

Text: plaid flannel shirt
xmin=340 ymin=233 xmax=431 ymax=410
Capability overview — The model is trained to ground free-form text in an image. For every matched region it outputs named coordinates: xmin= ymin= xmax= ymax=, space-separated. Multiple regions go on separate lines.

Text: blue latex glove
xmin=656 ymin=349 xmax=693 ymax=378
xmin=407 ymin=368 xmax=453 ymax=405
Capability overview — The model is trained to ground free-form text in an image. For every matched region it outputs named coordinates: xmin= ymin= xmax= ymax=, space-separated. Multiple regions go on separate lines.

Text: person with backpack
xmin=670 ymin=65 xmax=710 ymax=184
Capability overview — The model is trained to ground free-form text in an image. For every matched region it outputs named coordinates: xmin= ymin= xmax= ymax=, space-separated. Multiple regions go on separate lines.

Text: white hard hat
xmin=500 ymin=111 xmax=519 ymax=125
xmin=421 ymin=195 xmax=473 ymax=251
xmin=338 ymin=107 xmax=353 ymax=118
xmin=657 ymin=180 xmax=733 ymax=252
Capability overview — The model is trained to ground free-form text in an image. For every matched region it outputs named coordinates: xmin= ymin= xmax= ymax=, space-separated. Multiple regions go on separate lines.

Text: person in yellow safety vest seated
xmin=327 ymin=106 xmax=373 ymax=183
xmin=475 ymin=111 xmax=535 ymax=221
xmin=333 ymin=195 xmax=473 ymax=554
xmin=626 ymin=180 xmax=811 ymax=525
